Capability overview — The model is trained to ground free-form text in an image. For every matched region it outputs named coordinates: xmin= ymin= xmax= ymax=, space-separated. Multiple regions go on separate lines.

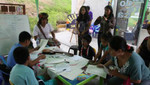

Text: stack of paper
xmin=85 ymin=65 xmax=107 ymax=78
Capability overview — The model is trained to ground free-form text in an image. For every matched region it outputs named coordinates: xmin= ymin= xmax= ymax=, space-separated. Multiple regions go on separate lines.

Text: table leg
xmin=99 ymin=77 xmax=104 ymax=85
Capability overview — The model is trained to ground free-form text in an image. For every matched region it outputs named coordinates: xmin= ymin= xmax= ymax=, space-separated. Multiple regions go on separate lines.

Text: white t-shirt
xmin=33 ymin=23 xmax=54 ymax=39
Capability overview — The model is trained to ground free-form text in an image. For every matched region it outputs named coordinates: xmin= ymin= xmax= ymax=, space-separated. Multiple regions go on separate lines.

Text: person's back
xmin=9 ymin=47 xmax=38 ymax=85
xmin=7 ymin=43 xmax=22 ymax=68
xmin=10 ymin=64 xmax=38 ymax=85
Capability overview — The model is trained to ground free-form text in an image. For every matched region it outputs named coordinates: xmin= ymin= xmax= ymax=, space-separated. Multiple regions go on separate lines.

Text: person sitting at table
xmin=94 ymin=33 xmax=112 ymax=64
xmin=79 ymin=34 xmax=95 ymax=60
xmin=7 ymin=31 xmax=45 ymax=68
xmin=137 ymin=24 xmax=150 ymax=67
xmin=10 ymin=47 xmax=41 ymax=85
xmin=33 ymin=12 xmax=60 ymax=47
xmin=98 ymin=36 xmax=150 ymax=85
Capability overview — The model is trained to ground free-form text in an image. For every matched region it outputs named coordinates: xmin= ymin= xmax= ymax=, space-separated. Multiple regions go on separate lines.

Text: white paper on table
xmin=30 ymin=52 xmax=38 ymax=60
xmin=37 ymin=39 xmax=48 ymax=53
xmin=69 ymin=58 xmax=89 ymax=69
xmin=60 ymin=68 xmax=83 ymax=80
xmin=85 ymin=65 xmax=107 ymax=78
xmin=55 ymin=63 xmax=71 ymax=73
xmin=45 ymin=57 xmax=65 ymax=64
xmin=45 ymin=64 xmax=55 ymax=71
xmin=103 ymin=65 xmax=109 ymax=74
xmin=70 ymin=55 xmax=82 ymax=61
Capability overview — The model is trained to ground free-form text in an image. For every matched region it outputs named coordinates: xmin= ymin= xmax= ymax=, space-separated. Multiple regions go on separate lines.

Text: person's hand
xmin=103 ymin=16 xmax=108 ymax=21
xmin=109 ymin=69 xmax=119 ymax=76
xmin=34 ymin=46 xmax=40 ymax=51
xmin=78 ymin=32 xmax=81 ymax=36
xmin=97 ymin=64 xmax=104 ymax=68
xmin=39 ymin=55 xmax=46 ymax=59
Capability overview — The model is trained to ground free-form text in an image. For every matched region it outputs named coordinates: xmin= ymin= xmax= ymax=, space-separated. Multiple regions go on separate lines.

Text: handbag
xmin=37 ymin=24 xmax=60 ymax=46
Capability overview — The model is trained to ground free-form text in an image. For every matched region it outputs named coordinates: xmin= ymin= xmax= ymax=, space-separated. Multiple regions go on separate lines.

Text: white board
xmin=0 ymin=14 xmax=30 ymax=55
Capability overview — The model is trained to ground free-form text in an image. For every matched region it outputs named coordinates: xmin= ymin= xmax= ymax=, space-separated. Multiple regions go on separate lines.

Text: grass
xmin=40 ymin=0 xmax=71 ymax=31
xmin=9 ymin=0 xmax=71 ymax=32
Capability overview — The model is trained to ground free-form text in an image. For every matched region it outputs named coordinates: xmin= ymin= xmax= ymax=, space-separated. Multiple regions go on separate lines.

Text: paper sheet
xmin=70 ymin=55 xmax=82 ymax=61
xmin=36 ymin=39 xmax=48 ymax=53
xmin=69 ymin=57 xmax=89 ymax=69
xmin=55 ymin=63 xmax=71 ymax=73
xmin=60 ymin=68 xmax=83 ymax=80
xmin=85 ymin=65 xmax=107 ymax=78
xmin=103 ymin=65 xmax=109 ymax=74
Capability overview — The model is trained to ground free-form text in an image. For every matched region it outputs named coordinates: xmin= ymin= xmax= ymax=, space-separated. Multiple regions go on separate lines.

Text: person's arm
xmin=94 ymin=48 xmax=102 ymax=62
xmin=104 ymin=59 xmax=113 ymax=67
xmin=97 ymin=59 xmax=113 ymax=68
xmin=51 ymin=31 xmax=56 ymax=39
xmin=81 ymin=21 xmax=91 ymax=35
xmin=98 ymin=50 xmax=109 ymax=63
xmin=137 ymin=37 xmax=147 ymax=53
xmin=76 ymin=21 xmax=80 ymax=35
xmin=147 ymin=37 xmax=150 ymax=51
xmin=109 ymin=70 xmax=141 ymax=84
xmin=29 ymin=47 xmax=40 ymax=53
xmin=106 ymin=17 xmax=115 ymax=29
xmin=28 ymin=55 xmax=46 ymax=67
xmin=136 ymin=46 xmax=141 ymax=53
xmin=94 ymin=16 xmax=101 ymax=25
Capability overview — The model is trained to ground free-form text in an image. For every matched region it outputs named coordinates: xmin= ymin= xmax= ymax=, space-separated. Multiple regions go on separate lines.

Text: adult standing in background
xmin=87 ymin=6 xmax=93 ymax=23
xmin=94 ymin=5 xmax=115 ymax=49
xmin=76 ymin=6 xmax=91 ymax=51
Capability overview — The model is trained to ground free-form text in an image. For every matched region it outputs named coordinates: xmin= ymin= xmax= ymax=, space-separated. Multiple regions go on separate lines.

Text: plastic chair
xmin=68 ymin=45 xmax=79 ymax=55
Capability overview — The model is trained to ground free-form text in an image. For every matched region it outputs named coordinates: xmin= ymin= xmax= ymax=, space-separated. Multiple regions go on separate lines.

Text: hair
xmin=101 ymin=33 xmax=112 ymax=42
xmin=37 ymin=12 xmax=48 ymax=25
xmin=109 ymin=36 xmax=134 ymax=53
xmin=86 ymin=6 xmax=90 ymax=11
xmin=82 ymin=34 xmax=92 ymax=43
xmin=78 ymin=6 xmax=90 ymax=22
xmin=147 ymin=24 xmax=150 ymax=30
xmin=104 ymin=5 xmax=114 ymax=20
xmin=19 ymin=31 xmax=31 ymax=42
xmin=13 ymin=47 xmax=29 ymax=64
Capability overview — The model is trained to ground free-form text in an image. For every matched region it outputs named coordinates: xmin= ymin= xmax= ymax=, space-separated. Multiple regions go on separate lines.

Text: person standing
xmin=87 ymin=6 xmax=93 ymax=23
xmin=76 ymin=6 xmax=91 ymax=51
xmin=94 ymin=5 xmax=115 ymax=49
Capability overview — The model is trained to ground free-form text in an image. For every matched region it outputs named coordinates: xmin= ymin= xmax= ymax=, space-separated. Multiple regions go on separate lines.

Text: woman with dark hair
xmin=98 ymin=36 xmax=150 ymax=85
xmin=94 ymin=5 xmax=115 ymax=49
xmin=76 ymin=6 xmax=91 ymax=50
xmin=137 ymin=24 xmax=150 ymax=67
xmin=33 ymin=12 xmax=60 ymax=47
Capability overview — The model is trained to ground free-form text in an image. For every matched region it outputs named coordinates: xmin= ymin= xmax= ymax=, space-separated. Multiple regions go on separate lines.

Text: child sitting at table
xmin=94 ymin=33 xmax=112 ymax=64
xmin=10 ymin=47 xmax=40 ymax=85
xmin=79 ymin=34 xmax=95 ymax=60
